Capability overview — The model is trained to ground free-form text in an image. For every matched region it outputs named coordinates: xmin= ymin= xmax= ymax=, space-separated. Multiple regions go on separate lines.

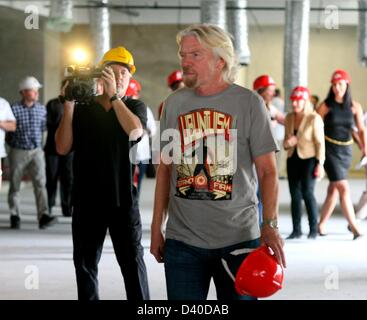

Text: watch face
xmin=262 ymin=219 xmax=278 ymax=229
xmin=268 ymin=219 xmax=278 ymax=228
xmin=270 ymin=221 xmax=278 ymax=228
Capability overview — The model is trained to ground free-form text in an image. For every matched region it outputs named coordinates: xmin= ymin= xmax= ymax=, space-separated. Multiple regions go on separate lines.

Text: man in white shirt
xmin=125 ymin=79 xmax=157 ymax=195
xmin=0 ymin=96 xmax=16 ymax=188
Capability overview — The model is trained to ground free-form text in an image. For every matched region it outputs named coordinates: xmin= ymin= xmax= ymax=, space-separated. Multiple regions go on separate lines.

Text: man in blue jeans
xmin=151 ymin=24 xmax=286 ymax=300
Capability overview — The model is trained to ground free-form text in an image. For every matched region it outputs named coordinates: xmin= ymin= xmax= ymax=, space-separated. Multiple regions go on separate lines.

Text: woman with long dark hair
xmin=317 ymin=70 xmax=366 ymax=240
xmin=284 ymin=86 xmax=325 ymax=239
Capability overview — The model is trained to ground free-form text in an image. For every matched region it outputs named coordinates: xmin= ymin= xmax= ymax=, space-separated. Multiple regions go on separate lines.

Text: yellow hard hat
xmin=99 ymin=46 xmax=136 ymax=74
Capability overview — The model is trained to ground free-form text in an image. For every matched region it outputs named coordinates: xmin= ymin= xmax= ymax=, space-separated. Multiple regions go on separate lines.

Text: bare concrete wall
xmin=59 ymin=24 xmax=183 ymax=117
xmin=57 ymin=24 xmax=367 ymax=113
xmin=56 ymin=24 xmax=367 ymax=174
xmin=0 ymin=6 xmax=45 ymax=104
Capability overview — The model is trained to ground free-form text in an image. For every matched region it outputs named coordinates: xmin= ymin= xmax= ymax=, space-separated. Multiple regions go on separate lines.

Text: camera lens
xmin=72 ymin=83 xmax=89 ymax=100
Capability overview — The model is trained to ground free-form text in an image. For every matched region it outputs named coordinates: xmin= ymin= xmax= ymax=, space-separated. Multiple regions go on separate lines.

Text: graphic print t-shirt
xmin=176 ymin=108 xmax=236 ymax=201
xmin=160 ymin=84 xmax=278 ymax=249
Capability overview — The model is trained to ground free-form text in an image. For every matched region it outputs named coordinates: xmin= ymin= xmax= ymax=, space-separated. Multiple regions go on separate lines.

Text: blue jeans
xmin=164 ymin=238 xmax=260 ymax=300
xmin=257 ymin=186 xmax=263 ymax=225
xmin=137 ymin=162 xmax=148 ymax=195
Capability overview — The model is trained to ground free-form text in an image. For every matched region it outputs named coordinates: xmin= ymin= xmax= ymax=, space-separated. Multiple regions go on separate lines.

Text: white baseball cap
xmin=19 ymin=76 xmax=43 ymax=91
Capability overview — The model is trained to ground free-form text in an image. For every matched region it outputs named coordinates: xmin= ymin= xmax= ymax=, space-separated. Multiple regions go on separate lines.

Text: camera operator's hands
xmin=60 ymin=80 xmax=69 ymax=97
xmin=60 ymin=80 xmax=75 ymax=107
xmin=102 ymin=66 xmax=117 ymax=99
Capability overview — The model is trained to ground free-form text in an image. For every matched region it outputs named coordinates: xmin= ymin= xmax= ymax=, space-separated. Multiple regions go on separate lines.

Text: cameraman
xmin=55 ymin=47 xmax=150 ymax=300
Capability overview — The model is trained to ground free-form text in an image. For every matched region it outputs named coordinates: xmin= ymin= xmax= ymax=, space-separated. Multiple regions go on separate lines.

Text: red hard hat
xmin=290 ymin=86 xmax=310 ymax=101
xmin=167 ymin=70 xmax=183 ymax=88
xmin=125 ymin=78 xmax=141 ymax=97
xmin=235 ymin=246 xmax=284 ymax=298
xmin=330 ymin=69 xmax=351 ymax=84
xmin=253 ymin=75 xmax=276 ymax=91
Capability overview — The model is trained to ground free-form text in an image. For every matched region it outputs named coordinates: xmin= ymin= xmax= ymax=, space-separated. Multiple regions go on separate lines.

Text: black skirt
xmin=324 ymin=141 xmax=352 ymax=181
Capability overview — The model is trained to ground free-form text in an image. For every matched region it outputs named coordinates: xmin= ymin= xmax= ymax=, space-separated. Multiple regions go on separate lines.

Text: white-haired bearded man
xmin=151 ymin=24 xmax=286 ymax=300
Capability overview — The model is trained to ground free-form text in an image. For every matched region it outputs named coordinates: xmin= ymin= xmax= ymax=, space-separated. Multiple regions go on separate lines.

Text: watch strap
xmin=109 ymin=94 xmax=119 ymax=103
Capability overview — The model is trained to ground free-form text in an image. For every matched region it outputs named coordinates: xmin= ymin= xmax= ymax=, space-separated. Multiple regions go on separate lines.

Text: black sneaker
xmin=307 ymin=232 xmax=318 ymax=239
xmin=286 ymin=231 xmax=302 ymax=239
xmin=62 ymin=207 xmax=72 ymax=217
xmin=39 ymin=214 xmax=57 ymax=229
xmin=10 ymin=216 xmax=20 ymax=229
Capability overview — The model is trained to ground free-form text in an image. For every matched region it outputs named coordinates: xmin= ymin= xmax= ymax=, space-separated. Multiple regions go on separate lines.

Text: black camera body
xmin=64 ymin=65 xmax=102 ymax=103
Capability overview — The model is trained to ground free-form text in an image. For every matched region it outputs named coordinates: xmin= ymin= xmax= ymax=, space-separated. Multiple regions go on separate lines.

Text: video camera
xmin=64 ymin=65 xmax=102 ymax=103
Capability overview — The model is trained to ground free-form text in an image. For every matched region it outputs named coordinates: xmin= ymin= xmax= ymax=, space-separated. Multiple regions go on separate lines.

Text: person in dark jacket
xmin=44 ymin=80 xmax=73 ymax=217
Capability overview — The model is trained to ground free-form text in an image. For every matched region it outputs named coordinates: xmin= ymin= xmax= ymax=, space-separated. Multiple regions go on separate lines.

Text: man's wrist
xmin=109 ymin=93 xmax=119 ymax=103
xmin=59 ymin=95 xmax=74 ymax=104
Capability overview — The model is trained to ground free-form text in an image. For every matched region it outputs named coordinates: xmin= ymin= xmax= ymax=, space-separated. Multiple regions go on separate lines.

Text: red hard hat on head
xmin=235 ymin=246 xmax=284 ymax=298
xmin=290 ymin=86 xmax=310 ymax=101
xmin=253 ymin=75 xmax=276 ymax=91
xmin=331 ymin=69 xmax=351 ymax=84
xmin=125 ymin=78 xmax=141 ymax=97
xmin=167 ymin=70 xmax=183 ymax=88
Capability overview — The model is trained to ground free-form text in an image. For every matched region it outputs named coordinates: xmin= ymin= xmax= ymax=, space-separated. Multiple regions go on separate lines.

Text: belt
xmin=325 ymin=135 xmax=353 ymax=146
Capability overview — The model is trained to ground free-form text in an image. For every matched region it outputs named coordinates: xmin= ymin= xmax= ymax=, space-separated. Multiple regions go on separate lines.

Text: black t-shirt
xmin=71 ymin=96 xmax=147 ymax=208
xmin=44 ymin=98 xmax=64 ymax=154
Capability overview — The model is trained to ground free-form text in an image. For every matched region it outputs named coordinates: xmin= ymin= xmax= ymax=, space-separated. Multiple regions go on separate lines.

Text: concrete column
xmin=283 ymin=0 xmax=310 ymax=111
xmin=358 ymin=0 xmax=367 ymax=67
xmin=227 ymin=0 xmax=250 ymax=66
xmin=88 ymin=0 xmax=111 ymax=64
xmin=43 ymin=30 xmax=62 ymax=104
xmin=200 ymin=0 xmax=226 ymax=30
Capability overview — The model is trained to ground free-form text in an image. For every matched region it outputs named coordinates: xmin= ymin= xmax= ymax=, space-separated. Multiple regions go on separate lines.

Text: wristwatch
xmin=109 ymin=94 xmax=119 ymax=103
xmin=58 ymin=95 xmax=66 ymax=104
xmin=262 ymin=218 xmax=279 ymax=229
xmin=58 ymin=95 xmax=74 ymax=103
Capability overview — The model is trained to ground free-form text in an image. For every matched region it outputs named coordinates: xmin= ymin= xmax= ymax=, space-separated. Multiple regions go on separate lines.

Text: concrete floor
xmin=0 ymin=178 xmax=367 ymax=300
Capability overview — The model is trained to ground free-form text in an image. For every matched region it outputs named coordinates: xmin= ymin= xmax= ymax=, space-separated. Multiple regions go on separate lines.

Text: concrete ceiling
xmin=0 ymin=0 xmax=362 ymax=25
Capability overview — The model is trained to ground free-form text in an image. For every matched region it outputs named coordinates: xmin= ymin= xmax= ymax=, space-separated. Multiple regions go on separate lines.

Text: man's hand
xmin=101 ymin=66 xmax=117 ymax=99
xmin=60 ymin=80 xmax=75 ymax=108
xmin=60 ymin=80 xmax=68 ymax=97
xmin=260 ymin=225 xmax=286 ymax=268
xmin=150 ymin=227 xmax=165 ymax=263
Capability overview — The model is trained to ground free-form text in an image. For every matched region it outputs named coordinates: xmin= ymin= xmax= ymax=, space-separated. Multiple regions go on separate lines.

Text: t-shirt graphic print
xmin=176 ymin=107 xmax=237 ymax=201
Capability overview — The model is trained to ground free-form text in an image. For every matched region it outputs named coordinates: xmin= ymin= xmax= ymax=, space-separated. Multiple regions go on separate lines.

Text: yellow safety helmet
xmin=99 ymin=46 xmax=136 ymax=74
